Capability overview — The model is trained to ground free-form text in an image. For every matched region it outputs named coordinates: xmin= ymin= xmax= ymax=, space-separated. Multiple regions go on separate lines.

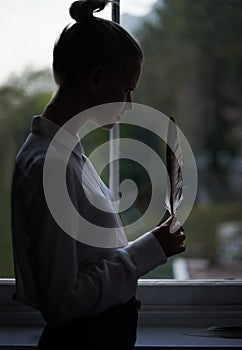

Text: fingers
xmin=168 ymin=222 xmax=186 ymax=254
xmin=172 ymin=225 xmax=186 ymax=253
xmin=176 ymin=229 xmax=186 ymax=252
xmin=175 ymin=228 xmax=185 ymax=242
xmin=168 ymin=215 xmax=182 ymax=234
xmin=152 ymin=216 xmax=186 ymax=257
xmin=162 ymin=215 xmax=185 ymax=236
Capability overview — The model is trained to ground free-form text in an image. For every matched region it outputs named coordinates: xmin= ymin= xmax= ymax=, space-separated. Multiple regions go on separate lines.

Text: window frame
xmin=1 ymin=278 xmax=242 ymax=328
xmin=1 ymin=0 xmax=242 ymax=347
xmin=1 ymin=279 xmax=242 ymax=347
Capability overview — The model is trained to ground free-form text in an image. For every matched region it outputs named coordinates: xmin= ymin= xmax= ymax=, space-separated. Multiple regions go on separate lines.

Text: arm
xmin=24 ymin=158 xmax=183 ymax=326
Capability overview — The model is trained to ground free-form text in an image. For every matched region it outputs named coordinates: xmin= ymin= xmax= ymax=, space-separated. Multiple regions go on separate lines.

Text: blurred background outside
xmin=0 ymin=0 xmax=242 ymax=279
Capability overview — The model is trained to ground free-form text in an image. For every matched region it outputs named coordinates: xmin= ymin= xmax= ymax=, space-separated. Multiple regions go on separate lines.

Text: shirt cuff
xmin=124 ymin=231 xmax=167 ymax=278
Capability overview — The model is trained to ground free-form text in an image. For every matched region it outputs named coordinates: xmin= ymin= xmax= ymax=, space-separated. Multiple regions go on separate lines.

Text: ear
xmin=88 ymin=65 xmax=104 ymax=92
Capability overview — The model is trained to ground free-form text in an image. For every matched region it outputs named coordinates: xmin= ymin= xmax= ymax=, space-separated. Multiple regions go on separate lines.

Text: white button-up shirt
xmin=11 ymin=115 xmax=167 ymax=326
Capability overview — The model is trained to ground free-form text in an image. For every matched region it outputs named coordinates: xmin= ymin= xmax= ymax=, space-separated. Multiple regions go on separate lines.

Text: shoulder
xmin=15 ymin=133 xmax=48 ymax=178
xmin=15 ymin=132 xmax=70 ymax=180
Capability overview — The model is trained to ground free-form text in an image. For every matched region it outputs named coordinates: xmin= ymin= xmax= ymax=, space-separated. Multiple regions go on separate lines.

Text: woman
xmin=11 ymin=1 xmax=186 ymax=349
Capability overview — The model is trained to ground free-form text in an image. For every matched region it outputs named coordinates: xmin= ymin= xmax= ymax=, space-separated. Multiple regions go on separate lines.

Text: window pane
xmin=121 ymin=0 xmax=242 ymax=279
xmin=1 ymin=0 xmax=242 ymax=281
xmin=0 ymin=1 xmax=112 ymax=277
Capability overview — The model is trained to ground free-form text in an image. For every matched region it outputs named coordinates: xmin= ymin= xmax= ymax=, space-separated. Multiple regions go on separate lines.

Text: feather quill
xmin=165 ymin=116 xmax=183 ymax=216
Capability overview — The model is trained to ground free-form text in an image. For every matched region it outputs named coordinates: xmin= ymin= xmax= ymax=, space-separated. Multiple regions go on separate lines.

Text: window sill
xmin=0 ymin=279 xmax=242 ymax=348
xmin=0 ymin=325 xmax=241 ymax=349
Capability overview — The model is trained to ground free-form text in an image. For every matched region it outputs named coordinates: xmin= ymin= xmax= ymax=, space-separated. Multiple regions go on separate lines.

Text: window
xmin=0 ymin=1 xmax=242 ymax=347
xmin=120 ymin=0 xmax=242 ymax=281
xmin=1 ymin=1 xmax=242 ymax=277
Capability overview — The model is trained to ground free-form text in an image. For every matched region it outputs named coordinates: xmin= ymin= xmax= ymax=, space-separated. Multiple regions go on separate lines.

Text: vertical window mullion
xmin=109 ymin=0 xmax=120 ymax=200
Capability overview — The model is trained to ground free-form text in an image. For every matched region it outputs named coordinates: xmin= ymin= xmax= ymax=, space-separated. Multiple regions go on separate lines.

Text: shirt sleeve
xmin=22 ymin=157 xmax=167 ymax=326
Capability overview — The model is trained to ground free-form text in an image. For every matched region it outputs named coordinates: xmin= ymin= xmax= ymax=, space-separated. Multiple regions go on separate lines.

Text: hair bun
xmin=69 ymin=0 xmax=109 ymax=22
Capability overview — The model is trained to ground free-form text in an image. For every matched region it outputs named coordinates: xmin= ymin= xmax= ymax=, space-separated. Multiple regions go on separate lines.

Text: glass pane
xmin=121 ymin=0 xmax=242 ymax=279
xmin=0 ymin=1 xmax=112 ymax=277
xmin=1 ymin=0 xmax=242 ymax=282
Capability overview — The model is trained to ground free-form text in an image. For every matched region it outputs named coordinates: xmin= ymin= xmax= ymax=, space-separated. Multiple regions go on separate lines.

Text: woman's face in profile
xmin=87 ymin=60 xmax=142 ymax=129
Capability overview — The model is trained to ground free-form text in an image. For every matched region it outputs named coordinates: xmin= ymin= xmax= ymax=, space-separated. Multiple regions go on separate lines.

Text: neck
xmin=42 ymin=87 xmax=88 ymax=135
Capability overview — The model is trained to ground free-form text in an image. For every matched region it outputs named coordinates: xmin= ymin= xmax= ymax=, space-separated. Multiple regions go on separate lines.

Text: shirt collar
xmin=31 ymin=115 xmax=84 ymax=160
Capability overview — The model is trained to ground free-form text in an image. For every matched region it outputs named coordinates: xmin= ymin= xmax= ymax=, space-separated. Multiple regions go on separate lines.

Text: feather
xmin=165 ymin=116 xmax=183 ymax=216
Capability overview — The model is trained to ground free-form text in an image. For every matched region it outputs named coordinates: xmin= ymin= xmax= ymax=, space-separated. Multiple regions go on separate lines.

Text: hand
xmin=151 ymin=215 xmax=186 ymax=257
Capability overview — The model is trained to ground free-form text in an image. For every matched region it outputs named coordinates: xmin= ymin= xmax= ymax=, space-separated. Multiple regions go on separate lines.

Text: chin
xmin=102 ymin=115 xmax=121 ymax=130
xmin=102 ymin=123 xmax=115 ymax=130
